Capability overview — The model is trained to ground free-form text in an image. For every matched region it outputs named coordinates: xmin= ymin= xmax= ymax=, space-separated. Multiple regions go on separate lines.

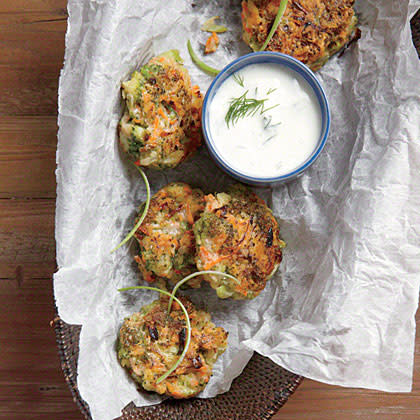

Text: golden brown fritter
xmin=241 ymin=0 xmax=359 ymax=71
xmin=193 ymin=184 xmax=285 ymax=299
xmin=119 ymin=50 xmax=203 ymax=169
xmin=117 ymin=296 xmax=228 ymax=398
xmin=134 ymin=183 xmax=205 ymax=288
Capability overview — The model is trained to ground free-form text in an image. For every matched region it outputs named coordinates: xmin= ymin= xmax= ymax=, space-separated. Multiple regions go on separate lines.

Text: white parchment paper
xmin=54 ymin=1 xmax=420 ymax=419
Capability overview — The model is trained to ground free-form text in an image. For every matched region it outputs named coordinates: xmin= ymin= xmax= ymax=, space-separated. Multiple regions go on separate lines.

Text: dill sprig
xmin=233 ymin=72 xmax=244 ymax=87
xmin=267 ymin=87 xmax=277 ymax=95
xmin=225 ymin=90 xmax=268 ymax=127
xmin=262 ymin=104 xmax=280 ymax=114
xmin=263 ymin=135 xmax=276 ymax=145
xmin=263 ymin=115 xmax=282 ymax=131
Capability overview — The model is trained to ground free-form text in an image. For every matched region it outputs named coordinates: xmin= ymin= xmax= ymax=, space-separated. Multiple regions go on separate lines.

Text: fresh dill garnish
xmin=267 ymin=87 xmax=277 ymax=95
xmin=262 ymin=104 xmax=280 ymax=114
xmin=263 ymin=115 xmax=282 ymax=130
xmin=263 ymin=135 xmax=276 ymax=145
xmin=263 ymin=115 xmax=272 ymax=129
xmin=233 ymin=72 xmax=244 ymax=87
xmin=225 ymin=91 xmax=269 ymax=127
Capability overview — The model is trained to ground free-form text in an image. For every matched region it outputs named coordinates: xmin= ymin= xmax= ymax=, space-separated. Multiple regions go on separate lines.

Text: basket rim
xmin=53 ymin=304 xmax=304 ymax=420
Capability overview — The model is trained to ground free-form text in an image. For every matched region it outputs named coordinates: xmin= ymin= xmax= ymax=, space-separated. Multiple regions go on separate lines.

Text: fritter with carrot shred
xmin=119 ymin=50 xmax=203 ymax=169
xmin=241 ymin=0 xmax=359 ymax=71
xmin=117 ymin=296 xmax=228 ymax=398
xmin=134 ymin=183 xmax=205 ymax=288
xmin=194 ymin=184 xmax=285 ymax=300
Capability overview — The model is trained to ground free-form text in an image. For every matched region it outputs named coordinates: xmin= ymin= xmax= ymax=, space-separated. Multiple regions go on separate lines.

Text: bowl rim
xmin=202 ymin=51 xmax=331 ymax=184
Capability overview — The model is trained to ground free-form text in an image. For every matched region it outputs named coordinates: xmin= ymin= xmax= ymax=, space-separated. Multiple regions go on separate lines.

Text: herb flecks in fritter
xmin=241 ymin=0 xmax=359 ymax=71
xmin=117 ymin=296 xmax=228 ymax=399
xmin=119 ymin=50 xmax=203 ymax=169
xmin=134 ymin=183 xmax=205 ymax=288
xmin=194 ymin=184 xmax=285 ymax=300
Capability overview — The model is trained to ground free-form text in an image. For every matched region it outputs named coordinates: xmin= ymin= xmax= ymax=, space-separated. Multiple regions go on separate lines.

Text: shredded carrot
xmin=142 ymin=271 xmax=155 ymax=283
xmin=204 ymin=194 xmax=219 ymax=212
xmin=157 ymin=107 xmax=168 ymax=121
xmin=149 ymin=116 xmax=160 ymax=143
xmin=205 ymin=32 xmax=220 ymax=54
xmin=244 ymin=23 xmax=253 ymax=34
xmin=191 ymin=378 xmax=199 ymax=387
xmin=185 ymin=203 xmax=194 ymax=225
xmin=203 ymin=257 xmax=226 ymax=270
xmin=166 ymin=383 xmax=184 ymax=398
xmin=142 ymin=92 xmax=152 ymax=103
xmin=242 ymin=1 xmax=249 ymax=14
xmin=172 ymin=301 xmax=180 ymax=310
xmin=200 ymin=365 xmax=208 ymax=374
xmin=200 ymin=246 xmax=229 ymax=270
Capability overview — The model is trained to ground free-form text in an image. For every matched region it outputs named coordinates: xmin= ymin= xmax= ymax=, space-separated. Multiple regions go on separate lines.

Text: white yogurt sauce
xmin=208 ymin=63 xmax=322 ymax=178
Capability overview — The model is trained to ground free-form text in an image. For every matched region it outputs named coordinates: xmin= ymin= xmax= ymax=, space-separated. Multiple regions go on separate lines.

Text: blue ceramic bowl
xmin=202 ymin=52 xmax=330 ymax=186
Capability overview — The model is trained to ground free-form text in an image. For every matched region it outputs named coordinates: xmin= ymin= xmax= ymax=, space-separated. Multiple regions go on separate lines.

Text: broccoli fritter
xmin=194 ymin=184 xmax=285 ymax=300
xmin=117 ymin=296 xmax=228 ymax=398
xmin=134 ymin=183 xmax=205 ymax=288
xmin=119 ymin=50 xmax=203 ymax=169
xmin=241 ymin=0 xmax=359 ymax=71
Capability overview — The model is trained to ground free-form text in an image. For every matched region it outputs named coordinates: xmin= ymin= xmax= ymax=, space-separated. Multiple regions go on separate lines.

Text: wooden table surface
xmin=0 ymin=1 xmax=419 ymax=419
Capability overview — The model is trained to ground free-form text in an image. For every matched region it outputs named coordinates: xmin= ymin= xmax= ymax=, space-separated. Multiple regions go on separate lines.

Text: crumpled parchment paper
xmin=54 ymin=1 xmax=420 ymax=419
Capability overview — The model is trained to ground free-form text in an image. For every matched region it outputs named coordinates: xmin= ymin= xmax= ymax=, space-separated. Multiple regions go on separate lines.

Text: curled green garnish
xmin=187 ymin=40 xmax=220 ymax=77
xmin=111 ymin=165 xmax=151 ymax=253
xmin=201 ymin=16 xmax=228 ymax=33
xmin=259 ymin=0 xmax=288 ymax=51
xmin=167 ymin=270 xmax=240 ymax=313
xmin=118 ymin=285 xmax=191 ymax=384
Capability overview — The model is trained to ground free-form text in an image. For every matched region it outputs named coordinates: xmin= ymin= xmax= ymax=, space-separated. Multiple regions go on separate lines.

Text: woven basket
xmin=54 ymin=11 xmax=420 ymax=420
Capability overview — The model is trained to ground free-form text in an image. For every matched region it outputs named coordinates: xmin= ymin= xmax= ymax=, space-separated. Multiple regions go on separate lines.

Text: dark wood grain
xmin=0 ymin=1 xmax=418 ymax=419
xmin=0 ymin=2 xmax=66 ymax=117
xmin=0 ymin=1 xmax=81 ymax=419
xmin=0 ymin=276 xmax=82 ymax=420
xmin=0 ymin=117 xmax=57 ymax=198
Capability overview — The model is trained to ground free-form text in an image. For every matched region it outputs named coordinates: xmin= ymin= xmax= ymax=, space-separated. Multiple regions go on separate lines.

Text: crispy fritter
xmin=117 ymin=296 xmax=228 ymax=398
xmin=134 ymin=183 xmax=205 ymax=288
xmin=194 ymin=184 xmax=285 ymax=300
xmin=241 ymin=0 xmax=359 ymax=71
xmin=119 ymin=50 xmax=203 ymax=169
